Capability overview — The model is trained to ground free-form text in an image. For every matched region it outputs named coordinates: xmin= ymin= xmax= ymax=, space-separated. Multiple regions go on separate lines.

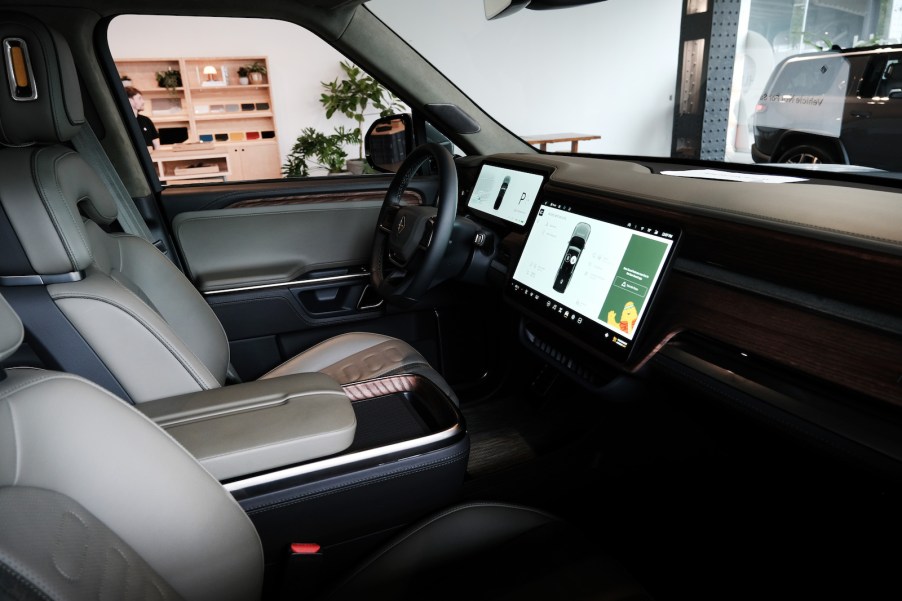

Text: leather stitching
xmin=50 ymin=293 xmax=216 ymax=391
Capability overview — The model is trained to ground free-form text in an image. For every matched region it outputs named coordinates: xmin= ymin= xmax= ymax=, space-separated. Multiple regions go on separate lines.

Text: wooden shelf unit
xmin=150 ymin=147 xmax=231 ymax=185
xmin=115 ymin=56 xmax=281 ymax=182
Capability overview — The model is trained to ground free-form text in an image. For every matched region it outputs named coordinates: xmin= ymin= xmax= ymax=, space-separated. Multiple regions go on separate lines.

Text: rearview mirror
xmin=364 ymin=113 xmax=414 ymax=173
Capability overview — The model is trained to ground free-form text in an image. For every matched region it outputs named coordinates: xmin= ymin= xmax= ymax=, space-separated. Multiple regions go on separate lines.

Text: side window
xmin=108 ymin=15 xmax=408 ymax=186
xmin=876 ymin=57 xmax=902 ymax=98
xmin=775 ymin=55 xmax=844 ymax=96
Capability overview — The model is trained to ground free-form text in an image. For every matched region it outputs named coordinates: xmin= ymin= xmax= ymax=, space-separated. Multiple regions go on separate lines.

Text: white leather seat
xmin=0 ymin=13 xmax=456 ymax=405
xmin=0 ymin=288 xmax=650 ymax=600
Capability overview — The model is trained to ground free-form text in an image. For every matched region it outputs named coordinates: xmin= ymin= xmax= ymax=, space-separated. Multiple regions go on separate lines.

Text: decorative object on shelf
xmin=242 ymin=61 xmax=267 ymax=84
xmin=155 ymin=68 xmax=182 ymax=94
xmin=282 ymin=126 xmax=360 ymax=177
xmin=237 ymin=66 xmax=249 ymax=85
xmin=201 ymin=65 xmax=226 ymax=87
xmin=173 ymin=162 xmax=219 ymax=175
xmin=319 ymin=60 xmax=404 ymax=171
xmin=120 ymin=75 xmax=132 ymax=87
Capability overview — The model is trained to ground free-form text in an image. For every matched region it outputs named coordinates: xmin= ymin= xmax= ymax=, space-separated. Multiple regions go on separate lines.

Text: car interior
xmin=1 ymin=1 xmax=901 ymax=600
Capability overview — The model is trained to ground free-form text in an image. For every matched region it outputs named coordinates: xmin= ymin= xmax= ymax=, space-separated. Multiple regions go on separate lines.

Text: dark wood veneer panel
xmin=549 ymin=184 xmax=902 ymax=406
xmin=649 ymin=273 xmax=902 ymax=408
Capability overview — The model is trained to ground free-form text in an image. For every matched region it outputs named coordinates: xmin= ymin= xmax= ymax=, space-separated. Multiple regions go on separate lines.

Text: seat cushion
xmin=322 ymin=501 xmax=652 ymax=600
xmin=260 ymin=332 xmax=459 ymax=405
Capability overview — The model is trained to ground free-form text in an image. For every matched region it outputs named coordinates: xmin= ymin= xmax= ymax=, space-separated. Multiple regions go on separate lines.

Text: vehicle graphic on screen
xmin=553 ymin=222 xmax=591 ymax=292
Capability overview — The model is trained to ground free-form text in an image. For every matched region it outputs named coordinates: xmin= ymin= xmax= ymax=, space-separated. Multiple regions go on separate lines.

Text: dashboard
xmin=454 ymin=153 xmax=902 ymax=472
xmin=464 ymin=161 xmax=681 ymax=365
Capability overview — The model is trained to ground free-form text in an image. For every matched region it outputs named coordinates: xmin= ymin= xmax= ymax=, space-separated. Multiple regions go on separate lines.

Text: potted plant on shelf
xmin=319 ymin=60 xmax=404 ymax=174
xmin=237 ymin=66 xmax=250 ymax=85
xmin=242 ymin=61 xmax=267 ymax=84
xmin=282 ymin=126 xmax=360 ymax=177
xmin=155 ymin=67 xmax=182 ymax=94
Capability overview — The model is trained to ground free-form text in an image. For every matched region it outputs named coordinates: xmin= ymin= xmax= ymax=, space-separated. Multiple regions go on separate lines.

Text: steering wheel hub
xmin=389 ymin=206 xmax=437 ymax=265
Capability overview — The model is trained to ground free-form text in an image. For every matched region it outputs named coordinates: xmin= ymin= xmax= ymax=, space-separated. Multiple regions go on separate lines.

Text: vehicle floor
xmin=455 ymin=350 xmax=902 ymax=600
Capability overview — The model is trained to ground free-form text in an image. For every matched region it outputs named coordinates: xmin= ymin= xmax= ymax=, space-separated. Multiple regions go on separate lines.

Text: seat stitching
xmin=49 ymin=293 xmax=215 ymax=389
xmin=33 ymin=148 xmax=94 ymax=268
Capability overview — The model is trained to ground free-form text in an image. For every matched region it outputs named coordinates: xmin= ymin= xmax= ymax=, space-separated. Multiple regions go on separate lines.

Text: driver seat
xmin=0 ymin=13 xmax=456 ymax=405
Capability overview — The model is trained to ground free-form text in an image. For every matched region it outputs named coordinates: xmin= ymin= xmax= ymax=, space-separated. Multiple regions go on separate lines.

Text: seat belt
xmin=71 ymin=126 xmax=155 ymax=244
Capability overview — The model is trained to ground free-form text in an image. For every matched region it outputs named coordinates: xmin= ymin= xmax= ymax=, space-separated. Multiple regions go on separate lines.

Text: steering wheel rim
xmin=371 ymin=142 xmax=458 ymax=307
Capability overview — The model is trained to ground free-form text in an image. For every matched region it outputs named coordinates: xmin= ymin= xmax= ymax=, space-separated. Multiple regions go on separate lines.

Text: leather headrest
xmin=0 ymin=12 xmax=84 ymax=146
xmin=0 ymin=293 xmax=23 ymax=363
xmin=0 ymin=145 xmax=118 ymax=275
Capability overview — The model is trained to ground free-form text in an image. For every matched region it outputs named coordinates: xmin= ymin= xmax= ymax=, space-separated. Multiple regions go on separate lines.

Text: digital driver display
xmin=509 ymin=197 xmax=680 ymax=364
xmin=466 ymin=163 xmax=546 ymax=227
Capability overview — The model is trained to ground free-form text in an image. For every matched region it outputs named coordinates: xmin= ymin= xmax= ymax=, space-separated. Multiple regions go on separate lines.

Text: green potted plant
xmin=243 ymin=61 xmax=267 ymax=84
xmin=282 ymin=126 xmax=360 ymax=177
xmin=155 ymin=67 xmax=181 ymax=94
xmin=236 ymin=66 xmax=249 ymax=85
xmin=320 ymin=60 xmax=404 ymax=173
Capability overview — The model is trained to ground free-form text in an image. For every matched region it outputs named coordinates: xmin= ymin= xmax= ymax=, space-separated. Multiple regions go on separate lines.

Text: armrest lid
xmin=139 ymin=373 xmax=356 ymax=481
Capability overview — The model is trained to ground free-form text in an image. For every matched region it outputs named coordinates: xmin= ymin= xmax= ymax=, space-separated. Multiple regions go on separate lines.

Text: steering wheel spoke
xmin=417 ymin=216 xmax=436 ymax=251
xmin=378 ymin=205 xmax=400 ymax=235
xmin=370 ymin=143 xmax=458 ymax=307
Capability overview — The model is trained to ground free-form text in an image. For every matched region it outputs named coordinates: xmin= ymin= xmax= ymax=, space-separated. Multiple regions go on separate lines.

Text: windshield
xmin=369 ymin=0 xmax=902 ymax=176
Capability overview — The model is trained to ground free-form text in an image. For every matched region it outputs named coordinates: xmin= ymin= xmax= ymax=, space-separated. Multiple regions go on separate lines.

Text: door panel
xmin=172 ymin=200 xmax=380 ymax=291
xmin=158 ymin=176 xmax=441 ymax=379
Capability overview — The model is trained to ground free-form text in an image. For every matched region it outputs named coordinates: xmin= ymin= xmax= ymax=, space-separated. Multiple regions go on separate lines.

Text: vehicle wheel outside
xmin=776 ymin=144 xmax=840 ymax=165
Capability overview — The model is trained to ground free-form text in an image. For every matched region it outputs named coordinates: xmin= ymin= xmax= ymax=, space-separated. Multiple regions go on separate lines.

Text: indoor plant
xmin=282 ymin=126 xmax=360 ymax=177
xmin=236 ymin=66 xmax=249 ymax=85
xmin=319 ymin=60 xmax=404 ymax=173
xmin=243 ymin=61 xmax=267 ymax=84
xmin=155 ymin=67 xmax=181 ymax=94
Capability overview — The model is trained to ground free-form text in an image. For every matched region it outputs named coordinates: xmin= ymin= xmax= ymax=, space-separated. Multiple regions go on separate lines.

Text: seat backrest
xmin=0 ymin=291 xmax=264 ymax=600
xmin=0 ymin=12 xmax=232 ymax=403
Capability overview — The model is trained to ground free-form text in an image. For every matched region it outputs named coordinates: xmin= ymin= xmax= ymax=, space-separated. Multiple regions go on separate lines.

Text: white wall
xmin=370 ymin=0 xmax=682 ymax=156
xmin=109 ymin=1 xmax=683 ymax=161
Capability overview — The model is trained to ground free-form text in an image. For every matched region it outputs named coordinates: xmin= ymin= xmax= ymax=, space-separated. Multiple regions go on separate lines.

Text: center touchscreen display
xmin=466 ymin=163 xmax=546 ymax=227
xmin=509 ymin=196 xmax=680 ymax=364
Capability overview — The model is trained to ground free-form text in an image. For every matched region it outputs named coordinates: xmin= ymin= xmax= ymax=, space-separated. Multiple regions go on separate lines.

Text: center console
xmin=138 ymin=371 xmax=468 ymax=592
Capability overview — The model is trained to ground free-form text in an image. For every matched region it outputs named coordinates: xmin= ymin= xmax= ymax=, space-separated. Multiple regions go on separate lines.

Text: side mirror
xmin=364 ymin=114 xmax=414 ymax=173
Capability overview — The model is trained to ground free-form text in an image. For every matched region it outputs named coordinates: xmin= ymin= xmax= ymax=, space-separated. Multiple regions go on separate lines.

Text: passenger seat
xmin=0 ymin=289 xmax=652 ymax=600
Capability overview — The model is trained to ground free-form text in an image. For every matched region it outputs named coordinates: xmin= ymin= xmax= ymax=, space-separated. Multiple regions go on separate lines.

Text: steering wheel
xmin=371 ymin=142 xmax=458 ymax=307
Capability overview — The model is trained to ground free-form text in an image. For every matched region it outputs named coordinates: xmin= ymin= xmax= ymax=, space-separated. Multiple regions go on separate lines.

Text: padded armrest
xmin=137 ymin=373 xmax=356 ymax=481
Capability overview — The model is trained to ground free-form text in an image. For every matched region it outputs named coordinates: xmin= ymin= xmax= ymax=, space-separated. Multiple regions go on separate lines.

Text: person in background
xmin=125 ymin=86 xmax=160 ymax=151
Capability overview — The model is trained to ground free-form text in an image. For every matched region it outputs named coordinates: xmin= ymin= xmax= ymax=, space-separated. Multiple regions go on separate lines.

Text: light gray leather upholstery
xmin=0 ymin=291 xmax=649 ymax=601
xmin=137 ymin=372 xmax=358 ymax=480
xmin=0 ymin=12 xmax=457 ymax=406
xmin=0 ymin=297 xmax=264 ymax=601
xmin=261 ymin=332 xmax=458 ymax=403
xmin=0 ymin=295 xmax=21 ymax=363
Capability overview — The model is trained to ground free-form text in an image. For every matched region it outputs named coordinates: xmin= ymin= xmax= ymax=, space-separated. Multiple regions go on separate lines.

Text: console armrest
xmin=137 ymin=373 xmax=356 ymax=481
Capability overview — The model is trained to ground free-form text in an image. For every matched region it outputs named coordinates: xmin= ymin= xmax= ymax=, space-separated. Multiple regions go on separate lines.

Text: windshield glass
xmin=369 ymin=0 xmax=902 ymax=176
